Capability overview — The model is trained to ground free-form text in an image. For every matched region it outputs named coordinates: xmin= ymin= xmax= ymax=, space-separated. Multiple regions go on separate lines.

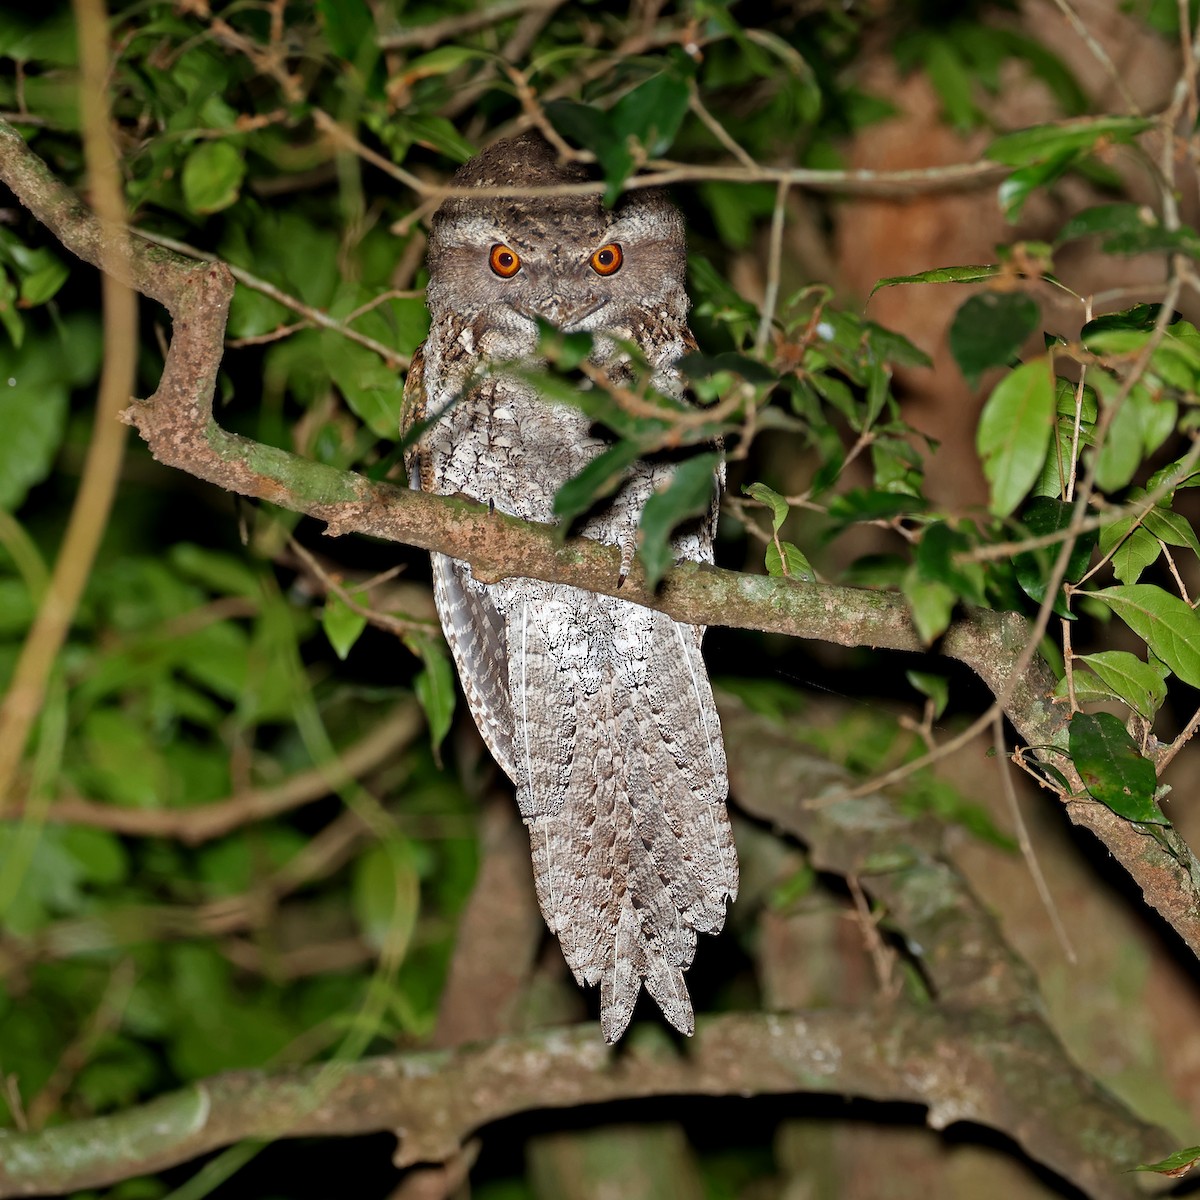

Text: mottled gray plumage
xmin=402 ymin=132 xmax=737 ymax=1041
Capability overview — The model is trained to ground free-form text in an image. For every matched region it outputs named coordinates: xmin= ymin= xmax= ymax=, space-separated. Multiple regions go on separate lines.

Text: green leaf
xmin=0 ymin=272 xmax=22 ymax=347
xmin=637 ymin=453 xmax=720 ymax=587
xmin=352 ymin=838 xmax=420 ymax=958
xmin=1022 ymin=496 xmax=1097 ymax=581
xmin=405 ymin=114 xmax=477 ymax=163
xmin=998 ymin=150 xmax=1079 ymax=221
xmin=698 ymin=181 xmax=777 ymax=250
xmin=611 ymin=62 xmax=692 ymax=157
xmin=765 ymin=540 xmax=814 ymax=580
xmin=1068 ymin=711 xmax=1164 ymax=823
xmin=907 ymin=670 xmax=949 ymax=719
xmin=19 ymin=256 xmax=69 ymax=306
xmin=1090 ymin=584 xmax=1200 ymax=687
xmin=915 ymin=521 xmax=987 ymax=605
xmin=949 ymin=292 xmax=1040 ymax=382
xmin=553 ymin=441 xmax=643 ymax=529
xmin=1143 ymin=505 xmax=1200 ymax=555
xmin=317 ymin=0 xmax=375 ymax=59
xmin=322 ymin=593 xmax=367 ymax=660
xmin=1058 ymin=204 xmax=1200 ymax=257
xmin=545 ymin=99 xmax=611 ymax=159
xmin=870 ymin=264 xmax=1001 ymax=296
xmin=81 ymin=708 xmax=167 ymax=807
xmin=826 ymin=489 xmax=927 ymax=526
xmin=1148 ymin=453 xmax=1200 ymax=493
xmin=985 ymin=116 xmax=1155 ymax=166
xmin=1058 ymin=202 xmax=1160 ymax=245
xmin=1093 ymin=388 xmax=1143 ymax=492
xmin=1081 ymin=303 xmax=1162 ymax=341
xmin=1077 ymin=651 xmax=1168 ymax=720
xmin=976 ymin=356 xmax=1056 ymax=516
xmin=413 ymin=639 xmax=456 ymax=758
xmin=324 ymin=339 xmax=406 ymax=438
xmin=1109 ymin=523 xmax=1161 ymax=584
xmin=743 ymin=481 xmax=789 ymax=533
xmin=0 ymin=577 xmax=34 ymax=636
xmin=922 ymin=35 xmax=978 ymax=130
xmin=902 ymin=566 xmax=956 ymax=644
xmin=181 ymin=141 xmax=246 ymax=215
xmin=1129 ymin=1146 xmax=1200 ymax=1177
xmin=0 ymin=372 xmax=67 ymax=512
xmin=399 ymin=45 xmax=488 ymax=79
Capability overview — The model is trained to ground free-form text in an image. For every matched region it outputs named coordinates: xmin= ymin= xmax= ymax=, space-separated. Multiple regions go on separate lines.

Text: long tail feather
xmin=513 ymin=589 xmax=738 ymax=1042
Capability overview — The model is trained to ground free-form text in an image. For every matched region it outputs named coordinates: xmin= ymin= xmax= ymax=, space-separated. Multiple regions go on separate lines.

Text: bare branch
xmin=33 ymin=702 xmax=423 ymax=843
xmin=378 ymin=0 xmax=561 ymax=50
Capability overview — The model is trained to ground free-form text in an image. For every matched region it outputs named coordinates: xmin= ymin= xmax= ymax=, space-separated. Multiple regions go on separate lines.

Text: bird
xmin=401 ymin=131 xmax=738 ymax=1042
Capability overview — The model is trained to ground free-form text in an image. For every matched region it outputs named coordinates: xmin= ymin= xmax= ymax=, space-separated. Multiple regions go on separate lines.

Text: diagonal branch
xmin=0 ymin=117 xmax=1197 ymax=966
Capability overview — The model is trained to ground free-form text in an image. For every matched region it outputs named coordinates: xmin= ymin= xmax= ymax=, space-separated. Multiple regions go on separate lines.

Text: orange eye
xmin=590 ymin=243 xmax=623 ymax=276
xmin=489 ymin=244 xmax=521 ymax=277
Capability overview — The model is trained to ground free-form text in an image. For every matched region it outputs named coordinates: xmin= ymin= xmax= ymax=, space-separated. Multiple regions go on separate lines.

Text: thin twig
xmin=993 ymin=713 xmax=1077 ymax=965
xmin=1052 ymin=0 xmax=1140 ymax=114
xmin=36 ymin=703 xmax=423 ymax=842
xmin=846 ymin=875 xmax=900 ymax=1000
xmin=0 ymin=0 xmax=136 ymax=812
xmin=1157 ymin=703 xmax=1200 ymax=770
xmin=688 ymin=79 xmax=758 ymax=171
xmin=755 ymin=179 xmax=789 ymax=356
xmin=378 ymin=0 xmax=560 ymax=49
xmin=26 ymin=960 xmax=136 ymax=1128
xmin=132 ymin=227 xmax=411 ymax=369
xmin=288 ymin=537 xmax=436 ymax=638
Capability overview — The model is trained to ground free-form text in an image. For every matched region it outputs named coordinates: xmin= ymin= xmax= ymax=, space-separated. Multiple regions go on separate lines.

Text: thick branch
xmin=720 ymin=697 xmax=1040 ymax=1013
xmin=1 ymin=119 xmax=1198 ymax=962
xmin=0 ymin=1011 xmax=1170 ymax=1200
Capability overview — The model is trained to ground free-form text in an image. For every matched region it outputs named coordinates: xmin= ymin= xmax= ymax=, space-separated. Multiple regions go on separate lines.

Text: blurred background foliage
xmin=3 ymin=0 xmax=1200 ymax=1197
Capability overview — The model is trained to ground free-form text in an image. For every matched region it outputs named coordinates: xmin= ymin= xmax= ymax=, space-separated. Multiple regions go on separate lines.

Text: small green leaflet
xmin=321 ymin=593 xmax=367 ymax=660
xmin=182 ymin=141 xmax=246 ymax=215
xmin=870 ymin=264 xmax=1001 ymax=296
xmin=407 ymin=635 xmax=456 ymax=760
xmin=1089 ymin=585 xmax=1200 ymax=688
xmin=1093 ymin=389 xmax=1142 ymax=492
xmin=743 ymin=481 xmax=815 ymax=580
xmin=976 ymin=355 xmax=1055 ymax=517
xmin=1013 ymin=497 xmax=1096 ymax=603
xmin=744 ymin=481 xmax=789 ymax=529
xmin=1068 ymin=711 xmax=1164 ymax=824
xmin=1076 ymin=651 xmax=1167 ymax=721
xmin=1098 ymin=514 xmax=1160 ymax=584
xmin=984 ymin=116 xmax=1155 ymax=166
xmin=638 ymin=452 xmax=721 ymax=587
xmin=1129 ymin=1146 xmax=1200 ymax=1178
xmin=906 ymin=670 xmax=949 ymax=719
xmin=765 ymin=540 xmax=814 ymax=580
xmin=902 ymin=567 xmax=956 ymax=645
xmin=352 ymin=837 xmax=420 ymax=959
xmin=948 ymin=292 xmax=1040 ymax=383
xmin=998 ymin=150 xmax=1079 ymax=221
xmin=1143 ymin=505 xmax=1200 ymax=555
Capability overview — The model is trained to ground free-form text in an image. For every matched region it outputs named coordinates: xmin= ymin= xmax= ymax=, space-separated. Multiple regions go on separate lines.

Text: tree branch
xmin=33 ymin=701 xmax=423 ymax=843
xmin=0 ymin=1010 xmax=1171 ymax=1200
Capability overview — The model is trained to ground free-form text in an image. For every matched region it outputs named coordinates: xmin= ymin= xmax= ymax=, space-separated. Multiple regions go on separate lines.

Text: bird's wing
xmin=403 ymin=345 xmax=518 ymax=778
